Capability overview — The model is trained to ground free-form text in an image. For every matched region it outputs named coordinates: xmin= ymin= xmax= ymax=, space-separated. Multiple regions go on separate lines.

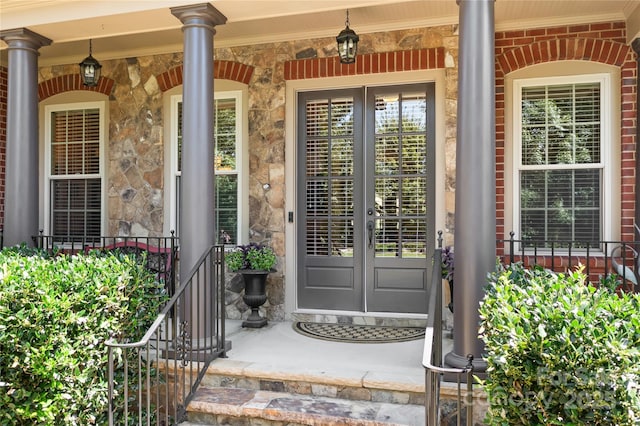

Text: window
xmin=514 ymin=74 xmax=610 ymax=246
xmin=45 ymin=102 xmax=104 ymax=237
xmin=172 ymin=91 xmax=243 ymax=244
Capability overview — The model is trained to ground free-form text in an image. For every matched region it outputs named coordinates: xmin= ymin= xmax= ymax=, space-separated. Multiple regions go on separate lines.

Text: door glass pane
xmin=307 ymin=139 xmax=329 ymax=176
xmin=332 ymin=219 xmax=353 ymax=257
xmin=331 ymin=98 xmax=354 ymax=136
xmin=306 ymin=219 xmax=329 ymax=255
xmin=402 ymin=177 xmax=426 ymax=215
xmin=401 ymin=218 xmax=426 ymax=258
xmin=304 ymin=97 xmax=355 ymax=257
xmin=401 ymin=93 xmax=427 ymax=132
xmin=376 ymin=219 xmax=399 ymax=257
xmin=375 ymin=136 xmax=399 ymax=175
xmin=374 ymin=91 xmax=428 ymax=259
xmin=331 ymin=179 xmax=353 ymax=216
xmin=375 ymin=178 xmax=399 ymax=216
xmin=402 ymin=135 xmax=426 ymax=174
xmin=374 ymin=95 xmax=399 ymax=134
xmin=331 ymin=139 xmax=353 ymax=176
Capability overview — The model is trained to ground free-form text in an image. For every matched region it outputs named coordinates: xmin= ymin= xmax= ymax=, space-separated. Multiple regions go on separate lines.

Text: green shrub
xmin=0 ymin=247 xmax=167 ymax=425
xmin=479 ymin=263 xmax=640 ymax=425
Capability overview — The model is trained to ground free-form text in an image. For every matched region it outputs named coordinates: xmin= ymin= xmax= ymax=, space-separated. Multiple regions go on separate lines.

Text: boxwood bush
xmin=479 ymin=263 xmax=640 ymax=425
xmin=0 ymin=246 xmax=167 ymax=425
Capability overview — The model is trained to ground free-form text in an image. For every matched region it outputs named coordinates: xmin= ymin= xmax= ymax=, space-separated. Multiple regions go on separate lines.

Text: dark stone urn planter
xmin=240 ymin=270 xmax=269 ymax=328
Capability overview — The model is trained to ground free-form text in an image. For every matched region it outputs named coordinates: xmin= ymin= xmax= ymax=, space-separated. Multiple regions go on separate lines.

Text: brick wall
xmin=495 ymin=22 xmax=637 ymax=242
xmin=284 ymin=48 xmax=445 ymax=79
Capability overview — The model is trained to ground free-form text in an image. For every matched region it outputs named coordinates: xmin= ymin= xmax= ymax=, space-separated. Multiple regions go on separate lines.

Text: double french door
xmin=297 ymin=83 xmax=435 ymax=314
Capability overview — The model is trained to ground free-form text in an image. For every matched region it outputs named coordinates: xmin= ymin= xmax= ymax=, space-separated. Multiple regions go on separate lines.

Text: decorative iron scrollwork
xmin=178 ymin=320 xmax=191 ymax=367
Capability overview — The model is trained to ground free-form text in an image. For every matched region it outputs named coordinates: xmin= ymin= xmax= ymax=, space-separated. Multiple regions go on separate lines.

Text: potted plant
xmin=225 ymin=242 xmax=277 ymax=328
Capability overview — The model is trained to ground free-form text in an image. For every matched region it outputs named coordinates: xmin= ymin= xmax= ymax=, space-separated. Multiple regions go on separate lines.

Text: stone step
xmin=198 ymin=357 xmax=425 ymax=405
xmin=184 ymin=386 xmax=425 ymax=426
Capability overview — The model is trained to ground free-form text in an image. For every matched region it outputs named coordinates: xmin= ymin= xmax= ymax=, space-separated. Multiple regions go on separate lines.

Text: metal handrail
xmin=423 ymin=235 xmax=474 ymax=426
xmin=106 ymin=245 xmax=226 ymax=425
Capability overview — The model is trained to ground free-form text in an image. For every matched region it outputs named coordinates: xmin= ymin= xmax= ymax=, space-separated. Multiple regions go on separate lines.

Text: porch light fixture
xmin=79 ymin=39 xmax=102 ymax=87
xmin=336 ymin=10 xmax=359 ymax=64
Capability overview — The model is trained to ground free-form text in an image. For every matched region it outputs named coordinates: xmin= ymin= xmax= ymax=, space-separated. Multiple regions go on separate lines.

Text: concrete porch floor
xmin=220 ymin=319 xmax=445 ymax=383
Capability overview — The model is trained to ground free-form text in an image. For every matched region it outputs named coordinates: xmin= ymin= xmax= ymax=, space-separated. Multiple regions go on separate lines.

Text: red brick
xmin=504 ymin=30 xmax=525 ymax=38
xmin=425 ymin=48 xmax=433 ymax=69
xmin=547 ymin=26 xmax=568 ymax=35
xmin=380 ymin=52 xmax=388 ymax=73
xmin=568 ymin=25 xmax=590 ymax=33
xmin=605 ymin=43 xmax=621 ymax=65
xmin=601 ymin=29 xmax=624 ymax=39
xmin=411 ymin=49 xmax=420 ymax=70
xmin=584 ymin=38 xmax=595 ymax=60
xmin=513 ymin=48 xmax=526 ymax=68
xmin=549 ymin=40 xmax=559 ymax=60
xmin=496 ymin=39 xmax=514 ymax=48
xmin=573 ymin=38 xmax=585 ymax=59
xmin=614 ymin=46 xmax=630 ymax=66
xmin=559 ymin=39 xmax=568 ymax=59
xmin=591 ymin=22 xmax=613 ymax=31
xmin=370 ymin=53 xmax=378 ymax=74
xmin=419 ymin=49 xmax=427 ymax=70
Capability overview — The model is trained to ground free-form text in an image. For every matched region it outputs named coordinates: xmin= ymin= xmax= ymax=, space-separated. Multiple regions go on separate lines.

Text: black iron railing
xmin=34 ymin=233 xmax=179 ymax=297
xmin=106 ymin=245 xmax=226 ymax=425
xmin=499 ymin=226 xmax=640 ymax=292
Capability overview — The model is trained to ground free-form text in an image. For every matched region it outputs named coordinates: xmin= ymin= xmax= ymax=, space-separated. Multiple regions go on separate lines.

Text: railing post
xmin=509 ymin=231 xmax=515 ymax=264
xmin=466 ymin=355 xmax=474 ymax=426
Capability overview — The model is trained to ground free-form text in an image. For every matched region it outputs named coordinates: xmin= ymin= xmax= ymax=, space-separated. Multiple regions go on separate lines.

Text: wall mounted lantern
xmin=336 ymin=10 xmax=359 ymax=64
xmin=79 ymin=39 xmax=102 ymax=87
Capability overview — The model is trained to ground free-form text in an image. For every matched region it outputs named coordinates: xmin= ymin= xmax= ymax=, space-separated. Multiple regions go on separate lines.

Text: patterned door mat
xmin=292 ymin=321 xmax=425 ymax=343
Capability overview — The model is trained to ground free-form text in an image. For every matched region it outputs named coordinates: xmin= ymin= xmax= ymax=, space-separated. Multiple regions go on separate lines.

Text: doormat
xmin=292 ymin=321 xmax=425 ymax=344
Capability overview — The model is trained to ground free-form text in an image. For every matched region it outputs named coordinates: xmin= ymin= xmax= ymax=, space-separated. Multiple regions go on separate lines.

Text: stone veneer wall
xmin=0 ymin=66 xmax=6 ymax=230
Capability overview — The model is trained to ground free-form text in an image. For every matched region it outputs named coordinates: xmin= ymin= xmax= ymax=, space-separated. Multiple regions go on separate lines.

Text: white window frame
xmin=43 ymin=101 xmax=106 ymax=236
xmin=168 ymin=90 xmax=247 ymax=244
xmin=512 ymin=73 xmax=613 ymax=248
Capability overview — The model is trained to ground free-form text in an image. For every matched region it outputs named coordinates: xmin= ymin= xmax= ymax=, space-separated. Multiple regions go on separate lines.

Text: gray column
xmin=0 ymin=29 xmax=51 ymax=247
xmin=171 ymin=4 xmax=226 ymax=344
xmin=445 ymin=0 xmax=495 ymax=371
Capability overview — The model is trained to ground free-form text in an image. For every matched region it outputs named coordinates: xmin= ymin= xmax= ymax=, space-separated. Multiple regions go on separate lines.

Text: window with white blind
xmin=45 ymin=102 xmax=104 ymax=237
xmin=172 ymin=92 xmax=243 ymax=245
xmin=514 ymin=74 xmax=610 ymax=246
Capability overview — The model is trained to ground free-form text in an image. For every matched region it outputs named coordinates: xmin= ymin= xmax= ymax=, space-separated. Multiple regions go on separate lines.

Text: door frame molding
xmin=284 ymin=69 xmax=447 ymax=318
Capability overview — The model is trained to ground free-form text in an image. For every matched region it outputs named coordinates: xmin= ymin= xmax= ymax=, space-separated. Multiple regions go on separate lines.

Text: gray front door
xmin=297 ymin=84 xmax=435 ymax=314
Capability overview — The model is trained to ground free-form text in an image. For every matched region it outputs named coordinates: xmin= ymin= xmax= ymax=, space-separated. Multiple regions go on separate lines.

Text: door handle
xmin=367 ymin=220 xmax=374 ymax=249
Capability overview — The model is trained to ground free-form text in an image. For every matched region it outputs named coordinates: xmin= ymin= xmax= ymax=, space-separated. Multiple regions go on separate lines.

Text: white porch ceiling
xmin=1 ymin=0 xmax=639 ymax=67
